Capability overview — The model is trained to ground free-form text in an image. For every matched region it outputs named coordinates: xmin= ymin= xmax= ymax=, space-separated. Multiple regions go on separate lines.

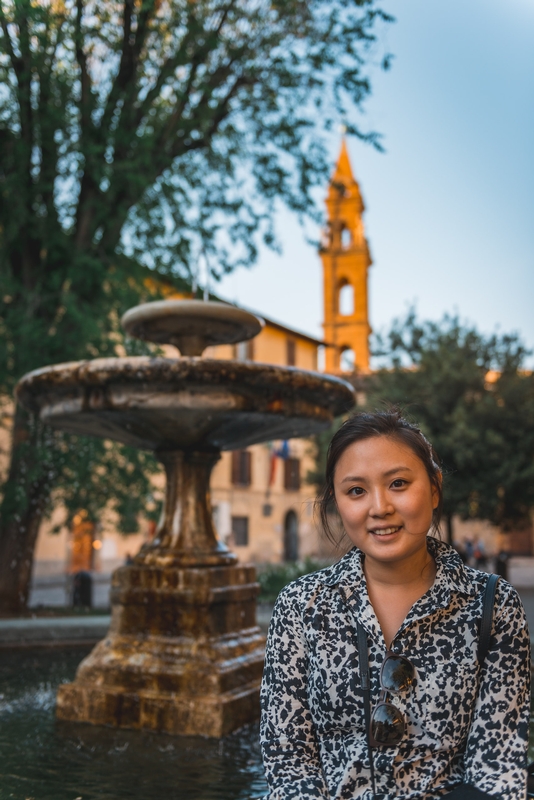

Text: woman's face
xmin=333 ymin=435 xmax=439 ymax=567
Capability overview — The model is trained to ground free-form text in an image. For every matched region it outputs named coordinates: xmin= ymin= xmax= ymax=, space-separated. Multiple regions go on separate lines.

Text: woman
xmin=260 ymin=410 xmax=531 ymax=799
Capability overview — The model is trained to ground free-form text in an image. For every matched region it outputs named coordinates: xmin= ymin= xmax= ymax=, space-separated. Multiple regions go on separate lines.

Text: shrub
xmin=257 ymin=558 xmax=329 ymax=603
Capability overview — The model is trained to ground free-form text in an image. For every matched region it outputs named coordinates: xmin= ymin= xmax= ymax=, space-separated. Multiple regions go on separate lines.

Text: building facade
xmin=202 ymin=312 xmax=329 ymax=565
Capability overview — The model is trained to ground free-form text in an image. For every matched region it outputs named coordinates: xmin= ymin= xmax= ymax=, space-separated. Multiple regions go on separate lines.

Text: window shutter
xmin=232 ymin=516 xmax=249 ymax=546
xmin=231 ymin=450 xmax=252 ymax=486
xmin=243 ymin=451 xmax=252 ymax=485
xmin=286 ymin=338 xmax=296 ymax=366
xmin=284 ymin=458 xmax=300 ymax=491
xmin=231 ymin=451 xmax=240 ymax=484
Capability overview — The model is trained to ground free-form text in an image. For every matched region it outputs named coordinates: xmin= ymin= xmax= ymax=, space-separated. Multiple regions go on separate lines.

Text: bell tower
xmin=321 ymin=140 xmax=372 ymax=374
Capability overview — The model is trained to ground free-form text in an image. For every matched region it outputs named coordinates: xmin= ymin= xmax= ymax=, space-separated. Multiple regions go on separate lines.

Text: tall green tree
xmin=366 ymin=313 xmax=534 ymax=542
xmin=0 ymin=0 xmax=392 ymax=611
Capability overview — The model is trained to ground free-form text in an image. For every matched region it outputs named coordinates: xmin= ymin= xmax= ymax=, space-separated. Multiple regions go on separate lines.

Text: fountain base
xmin=56 ymin=562 xmax=265 ymax=737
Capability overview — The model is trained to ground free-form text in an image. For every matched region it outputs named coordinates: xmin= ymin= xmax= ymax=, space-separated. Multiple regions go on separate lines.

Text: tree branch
xmin=99 ymin=0 xmax=158 ymax=138
xmin=5 ymin=1 xmax=33 ymax=173
xmin=3 ymin=1 xmax=41 ymax=289
xmin=35 ymin=10 xmax=66 ymax=231
xmin=132 ymin=0 xmax=234 ymax=132
xmin=76 ymin=0 xmax=160 ymax=248
xmin=98 ymin=0 xmax=133 ymax=136
xmin=162 ymin=61 xmax=247 ymax=162
xmin=74 ymin=0 xmax=104 ymax=247
xmin=74 ymin=0 xmax=92 ymax=143
xmin=0 ymin=1 xmax=22 ymax=75
xmin=98 ymin=68 xmax=248 ymax=259
xmin=97 ymin=1 xmax=241 ymax=254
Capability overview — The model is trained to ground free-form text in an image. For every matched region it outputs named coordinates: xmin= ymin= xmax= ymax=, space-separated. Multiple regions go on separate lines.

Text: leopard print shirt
xmin=260 ymin=538 xmax=531 ymax=799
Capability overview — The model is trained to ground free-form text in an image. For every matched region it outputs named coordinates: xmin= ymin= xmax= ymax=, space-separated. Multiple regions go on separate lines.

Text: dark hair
xmin=316 ymin=409 xmax=443 ymax=543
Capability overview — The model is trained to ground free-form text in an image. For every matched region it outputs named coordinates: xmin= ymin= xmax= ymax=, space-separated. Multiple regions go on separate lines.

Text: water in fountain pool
xmin=2 ymin=646 xmax=533 ymax=798
xmin=0 ymin=647 xmax=268 ymax=800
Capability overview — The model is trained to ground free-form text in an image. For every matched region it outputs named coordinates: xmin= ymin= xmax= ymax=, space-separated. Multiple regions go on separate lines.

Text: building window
xmin=232 ymin=516 xmax=249 ymax=546
xmin=231 ymin=450 xmax=252 ymax=486
xmin=286 ymin=338 xmax=296 ymax=366
xmin=284 ymin=458 xmax=301 ymax=491
xmin=339 ymin=283 xmax=354 ymax=316
xmin=235 ymin=340 xmax=254 ymax=361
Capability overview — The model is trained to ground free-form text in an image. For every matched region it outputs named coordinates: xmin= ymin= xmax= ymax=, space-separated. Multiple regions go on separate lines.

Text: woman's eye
xmin=348 ymin=486 xmax=365 ymax=496
xmin=391 ymin=479 xmax=407 ymax=489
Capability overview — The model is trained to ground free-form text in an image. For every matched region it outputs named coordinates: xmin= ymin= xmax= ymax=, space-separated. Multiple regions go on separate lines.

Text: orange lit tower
xmin=321 ymin=140 xmax=372 ymax=374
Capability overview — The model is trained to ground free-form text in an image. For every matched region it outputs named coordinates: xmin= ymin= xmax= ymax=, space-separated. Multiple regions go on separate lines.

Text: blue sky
xmin=218 ymin=0 xmax=534 ymax=366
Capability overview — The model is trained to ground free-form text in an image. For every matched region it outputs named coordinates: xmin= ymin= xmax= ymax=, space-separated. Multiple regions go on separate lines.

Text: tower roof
xmin=332 ymin=138 xmax=354 ymax=183
xmin=327 ymin=138 xmax=364 ymax=208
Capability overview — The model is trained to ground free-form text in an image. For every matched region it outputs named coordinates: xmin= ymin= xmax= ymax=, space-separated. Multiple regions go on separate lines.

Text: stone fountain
xmin=16 ymin=299 xmax=355 ymax=737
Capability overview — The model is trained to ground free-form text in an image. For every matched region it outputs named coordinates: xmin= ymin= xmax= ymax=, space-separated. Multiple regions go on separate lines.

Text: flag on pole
xmin=268 ymin=441 xmax=289 ymax=487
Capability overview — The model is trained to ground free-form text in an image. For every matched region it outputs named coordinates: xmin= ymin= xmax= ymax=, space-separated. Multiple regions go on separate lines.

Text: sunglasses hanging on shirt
xmin=369 ymin=651 xmax=415 ymax=747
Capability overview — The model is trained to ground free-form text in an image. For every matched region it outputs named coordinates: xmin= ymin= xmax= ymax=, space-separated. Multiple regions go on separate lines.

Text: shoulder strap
xmin=357 ymin=621 xmax=377 ymax=798
xmin=477 ymin=573 xmax=500 ymax=666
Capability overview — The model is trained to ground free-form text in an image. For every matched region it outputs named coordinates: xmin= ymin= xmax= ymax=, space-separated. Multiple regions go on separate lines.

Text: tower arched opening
xmin=341 ymin=226 xmax=352 ymax=249
xmin=340 ymin=347 xmax=356 ymax=373
xmin=338 ymin=282 xmax=354 ymax=316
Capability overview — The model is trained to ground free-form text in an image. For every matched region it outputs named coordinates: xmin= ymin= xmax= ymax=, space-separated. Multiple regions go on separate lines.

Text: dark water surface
xmin=0 ymin=647 xmax=268 ymax=800
xmin=2 ymin=647 xmax=533 ymax=800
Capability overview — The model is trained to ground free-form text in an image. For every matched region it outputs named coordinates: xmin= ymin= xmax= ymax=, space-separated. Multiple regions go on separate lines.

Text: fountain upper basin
xmin=16 ymin=356 xmax=355 ymax=451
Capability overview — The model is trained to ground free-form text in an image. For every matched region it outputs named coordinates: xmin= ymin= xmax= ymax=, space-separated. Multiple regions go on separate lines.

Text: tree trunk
xmin=0 ymin=405 xmax=53 ymax=615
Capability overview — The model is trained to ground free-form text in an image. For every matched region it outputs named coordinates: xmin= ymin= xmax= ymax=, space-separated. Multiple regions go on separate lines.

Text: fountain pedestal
xmin=56 ymin=562 xmax=264 ymax=737
xmin=57 ymin=448 xmax=265 ymax=736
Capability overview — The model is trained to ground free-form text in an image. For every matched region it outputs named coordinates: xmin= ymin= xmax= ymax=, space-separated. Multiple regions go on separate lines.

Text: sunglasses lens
xmin=371 ymin=702 xmax=405 ymax=745
xmin=381 ymin=655 xmax=414 ymax=693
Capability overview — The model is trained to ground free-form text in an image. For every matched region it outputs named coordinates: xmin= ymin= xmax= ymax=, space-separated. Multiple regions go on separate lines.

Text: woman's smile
xmin=368 ymin=525 xmax=402 ymax=537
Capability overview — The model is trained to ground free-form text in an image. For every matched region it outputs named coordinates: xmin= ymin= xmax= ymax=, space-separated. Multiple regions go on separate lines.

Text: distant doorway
xmin=283 ymin=510 xmax=299 ymax=562
xmin=70 ymin=511 xmax=95 ymax=573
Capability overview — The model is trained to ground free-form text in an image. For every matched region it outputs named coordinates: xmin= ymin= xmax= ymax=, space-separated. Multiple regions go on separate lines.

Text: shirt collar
xmin=425 ymin=536 xmax=477 ymax=599
xmin=319 ymin=537 xmax=477 ymax=637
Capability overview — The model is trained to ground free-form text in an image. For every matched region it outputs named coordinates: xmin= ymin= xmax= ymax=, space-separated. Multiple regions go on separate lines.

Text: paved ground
xmin=0 ymin=610 xmax=271 ymax=649
xmin=29 ymin=573 xmax=112 ymax=609
xmin=516 ymin=588 xmax=534 ymax=636
xmin=0 ymin=615 xmax=111 ymax=648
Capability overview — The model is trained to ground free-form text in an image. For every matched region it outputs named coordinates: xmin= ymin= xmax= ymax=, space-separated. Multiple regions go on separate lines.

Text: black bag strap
xmin=477 ymin=573 xmax=499 ymax=666
xmin=357 ymin=621 xmax=377 ymax=798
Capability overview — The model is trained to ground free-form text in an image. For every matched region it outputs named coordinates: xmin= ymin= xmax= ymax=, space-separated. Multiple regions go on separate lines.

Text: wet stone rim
xmin=16 ymin=357 xmax=356 ymax=418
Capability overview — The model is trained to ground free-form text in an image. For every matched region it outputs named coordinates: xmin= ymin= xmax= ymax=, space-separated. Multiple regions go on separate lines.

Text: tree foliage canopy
xmin=0 ymin=0 xmax=392 ymax=387
xmin=0 ymin=0 xmax=392 ymax=504
xmin=0 ymin=0 xmax=392 ymax=609
xmin=367 ymin=313 xmax=534 ymax=532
